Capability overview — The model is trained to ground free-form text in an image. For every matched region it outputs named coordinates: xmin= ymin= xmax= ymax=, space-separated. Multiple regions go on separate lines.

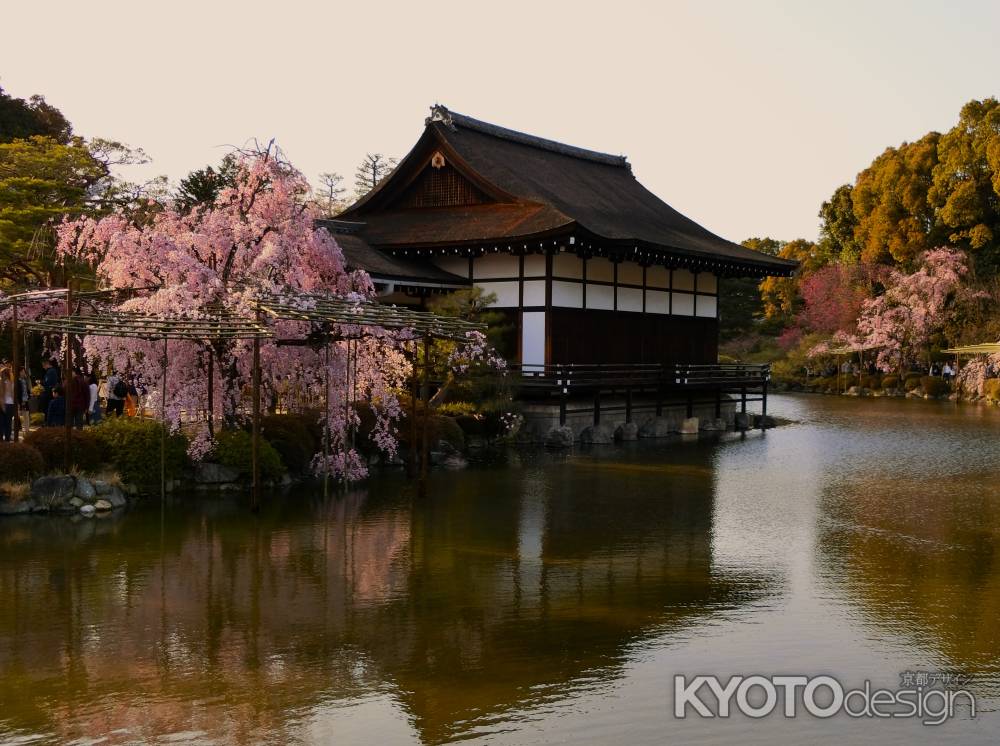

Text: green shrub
xmin=881 ymin=375 xmax=899 ymax=390
xmin=921 ymin=376 xmax=949 ymax=397
xmin=904 ymin=377 xmax=922 ymax=391
xmin=398 ymin=413 xmax=466 ymax=452
xmin=261 ymin=413 xmax=317 ymax=474
xmin=984 ymin=379 xmax=1000 ymax=400
xmin=93 ymin=418 xmax=189 ymax=486
xmin=859 ymin=374 xmax=881 ymax=389
xmin=212 ymin=429 xmax=285 ymax=481
xmin=0 ymin=442 xmax=45 ymax=482
xmin=29 ymin=412 xmax=44 ymax=426
xmin=23 ymin=428 xmax=106 ymax=472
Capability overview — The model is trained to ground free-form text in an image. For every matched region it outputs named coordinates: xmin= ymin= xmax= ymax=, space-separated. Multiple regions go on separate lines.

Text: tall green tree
xmin=175 ymin=153 xmax=239 ymax=212
xmin=818 ymin=183 xmax=860 ymax=263
xmin=851 ymin=133 xmax=942 ymax=266
xmin=0 ymin=136 xmax=106 ymax=284
xmin=0 ymin=86 xmax=72 ymax=144
xmin=930 ymin=97 xmax=1000 ymax=271
xmin=353 ymin=153 xmax=396 ymax=199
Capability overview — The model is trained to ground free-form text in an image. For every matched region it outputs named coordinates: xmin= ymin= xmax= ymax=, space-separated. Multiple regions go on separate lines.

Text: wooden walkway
xmin=509 ymin=363 xmax=771 ymax=428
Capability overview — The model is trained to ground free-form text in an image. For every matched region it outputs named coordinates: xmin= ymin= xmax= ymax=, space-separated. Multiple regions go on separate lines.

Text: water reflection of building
xmin=0 ymin=455 xmax=769 ymax=743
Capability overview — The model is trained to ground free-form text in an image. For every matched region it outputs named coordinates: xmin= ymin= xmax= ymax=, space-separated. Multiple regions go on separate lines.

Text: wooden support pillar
xmin=625 ymin=385 xmax=633 ymax=423
xmin=323 ymin=343 xmax=330 ymax=499
xmin=559 ymin=387 xmax=567 ymax=427
xmin=760 ymin=378 xmax=769 ymax=430
xmin=740 ymin=386 xmax=747 ymax=414
xmin=206 ymin=352 xmax=214 ymax=438
xmin=251 ymin=329 xmax=261 ymax=511
xmin=593 ymin=390 xmax=601 ymax=425
xmin=11 ymin=303 xmax=19 ymax=442
xmin=714 ymin=388 xmax=721 ymax=419
xmin=63 ymin=282 xmax=73 ymax=473
xmin=161 ymin=338 xmax=168 ymax=503
xmin=685 ymin=394 xmax=693 ymax=419
xmin=419 ymin=334 xmax=430 ymax=492
xmin=408 ymin=340 xmax=418 ymax=479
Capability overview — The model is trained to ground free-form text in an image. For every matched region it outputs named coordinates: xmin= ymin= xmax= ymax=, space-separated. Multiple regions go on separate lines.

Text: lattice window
xmin=396 ymin=164 xmax=490 ymax=208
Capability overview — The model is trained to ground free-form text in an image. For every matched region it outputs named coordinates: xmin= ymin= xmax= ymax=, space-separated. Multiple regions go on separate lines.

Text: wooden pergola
xmin=5 ymin=286 xmax=486 ymax=506
xmin=258 ymin=292 xmax=485 ymax=490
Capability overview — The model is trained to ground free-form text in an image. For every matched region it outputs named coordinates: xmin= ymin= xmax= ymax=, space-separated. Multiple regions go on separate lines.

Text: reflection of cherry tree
xmin=856 ymin=248 xmax=974 ymax=373
xmin=53 ymin=148 xmax=408 ymax=480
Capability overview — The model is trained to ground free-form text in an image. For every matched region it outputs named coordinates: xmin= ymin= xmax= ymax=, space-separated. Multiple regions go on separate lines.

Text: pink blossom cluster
xmin=51 ymin=151 xmax=406 ymax=481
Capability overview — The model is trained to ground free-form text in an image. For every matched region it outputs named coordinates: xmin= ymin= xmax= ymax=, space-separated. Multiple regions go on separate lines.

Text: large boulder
xmin=94 ymin=499 xmax=113 ymax=512
xmin=92 ymin=480 xmax=113 ymax=496
xmin=734 ymin=412 xmax=751 ymax=430
xmin=0 ymin=498 xmax=35 ymax=515
xmin=79 ymin=504 xmax=96 ymax=517
xmin=580 ymin=423 xmax=615 ymax=444
xmin=430 ymin=440 xmax=469 ymax=469
xmin=699 ymin=417 xmax=727 ymax=432
xmin=544 ymin=425 xmax=574 ymax=449
xmin=638 ymin=417 xmax=674 ymax=438
xmin=615 ymin=422 xmax=639 ymax=441
xmin=679 ymin=417 xmax=699 ymax=435
xmin=74 ymin=478 xmax=96 ymax=501
xmin=195 ymin=462 xmax=240 ymax=484
xmin=106 ymin=486 xmax=127 ymax=509
xmin=30 ymin=476 xmax=76 ymax=508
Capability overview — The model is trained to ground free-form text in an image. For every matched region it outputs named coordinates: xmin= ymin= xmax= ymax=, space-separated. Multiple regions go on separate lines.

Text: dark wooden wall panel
xmin=546 ymin=309 xmax=718 ymax=365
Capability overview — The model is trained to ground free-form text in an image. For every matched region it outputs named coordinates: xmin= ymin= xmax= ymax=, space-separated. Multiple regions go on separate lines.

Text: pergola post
xmin=251 ymin=326 xmax=261 ymax=511
xmin=161 ymin=338 xmax=168 ymax=503
xmin=408 ymin=340 xmax=418 ymax=479
xmin=419 ymin=334 xmax=430 ymax=491
xmin=63 ymin=281 xmax=73 ymax=473
xmin=323 ymin=342 xmax=330 ymax=499
xmin=11 ymin=302 xmax=19 ymax=442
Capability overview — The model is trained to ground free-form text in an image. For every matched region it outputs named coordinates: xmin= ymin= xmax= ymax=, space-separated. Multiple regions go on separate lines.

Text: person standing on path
xmin=105 ymin=371 xmax=126 ymax=417
xmin=0 ymin=367 xmax=15 ymax=441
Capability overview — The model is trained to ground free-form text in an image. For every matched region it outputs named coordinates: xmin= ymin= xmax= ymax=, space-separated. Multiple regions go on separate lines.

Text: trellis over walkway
xmin=5 ymin=285 xmax=485 ymax=507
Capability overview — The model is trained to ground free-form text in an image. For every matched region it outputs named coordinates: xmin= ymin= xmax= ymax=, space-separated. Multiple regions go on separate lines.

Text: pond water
xmin=1 ymin=394 xmax=999 ymax=744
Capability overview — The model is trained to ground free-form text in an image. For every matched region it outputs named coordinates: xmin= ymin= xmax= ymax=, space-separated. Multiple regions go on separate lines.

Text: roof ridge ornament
xmin=427 ymin=104 xmax=456 ymax=130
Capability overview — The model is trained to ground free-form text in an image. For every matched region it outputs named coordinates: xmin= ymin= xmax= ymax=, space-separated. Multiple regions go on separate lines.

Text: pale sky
xmin=2 ymin=0 xmax=997 ymax=243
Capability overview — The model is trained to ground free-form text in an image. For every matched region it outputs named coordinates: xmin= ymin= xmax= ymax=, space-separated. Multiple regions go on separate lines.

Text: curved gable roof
xmin=340 ymin=106 xmax=796 ymax=277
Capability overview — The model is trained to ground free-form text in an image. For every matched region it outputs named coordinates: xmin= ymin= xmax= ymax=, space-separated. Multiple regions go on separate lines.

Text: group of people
xmin=0 ymin=360 xmax=143 ymax=441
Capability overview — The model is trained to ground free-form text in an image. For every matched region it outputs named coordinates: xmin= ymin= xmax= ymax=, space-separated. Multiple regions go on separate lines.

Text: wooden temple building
xmin=327 ymin=105 xmax=795 ymax=369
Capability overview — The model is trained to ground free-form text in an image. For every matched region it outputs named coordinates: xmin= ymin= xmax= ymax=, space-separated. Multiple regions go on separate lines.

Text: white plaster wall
xmin=523 ymin=254 xmax=546 ymax=277
xmin=473 ymin=254 xmax=519 ymax=279
xmin=552 ymin=253 xmax=583 ymax=279
xmin=522 ymin=311 xmax=546 ymax=367
xmin=647 ymin=265 xmax=669 ymax=288
xmin=617 ymin=286 xmax=643 ymax=312
xmin=673 ymin=269 xmax=695 ymax=291
xmin=587 ymin=257 xmax=614 ymax=282
xmin=617 ymin=261 xmax=643 ymax=285
xmin=552 ymin=280 xmax=583 ymax=308
xmin=696 ymin=294 xmax=718 ymax=318
xmin=672 ymin=292 xmax=695 ymax=316
xmin=432 ymin=256 xmax=470 ymax=278
xmin=523 ymin=280 xmax=546 ymax=307
xmin=476 ymin=280 xmax=519 ymax=307
xmin=645 ymin=289 xmax=669 ymax=314
xmin=586 ymin=284 xmax=614 ymax=310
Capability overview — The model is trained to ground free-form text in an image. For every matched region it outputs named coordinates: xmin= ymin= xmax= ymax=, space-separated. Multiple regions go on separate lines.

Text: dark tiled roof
xmin=322 ymin=221 xmax=469 ymax=286
xmin=339 ymin=106 xmax=797 ymax=277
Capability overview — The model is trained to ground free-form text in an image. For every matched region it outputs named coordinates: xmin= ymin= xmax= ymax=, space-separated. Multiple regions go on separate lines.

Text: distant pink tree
xmin=55 ymin=148 xmax=408 ymax=480
xmin=856 ymin=247 xmax=973 ymax=373
xmin=798 ymin=264 xmax=872 ymax=337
